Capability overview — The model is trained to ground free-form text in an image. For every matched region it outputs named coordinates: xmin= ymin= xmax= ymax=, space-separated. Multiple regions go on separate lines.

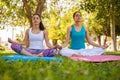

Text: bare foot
xmin=8 ymin=38 xmax=14 ymax=43
xmin=72 ymin=54 xmax=81 ymax=57
xmin=37 ymin=52 xmax=44 ymax=57
xmin=37 ymin=53 xmax=43 ymax=57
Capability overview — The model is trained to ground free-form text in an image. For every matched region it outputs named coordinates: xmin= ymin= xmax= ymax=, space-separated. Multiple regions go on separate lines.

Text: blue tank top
xmin=70 ymin=25 xmax=86 ymax=50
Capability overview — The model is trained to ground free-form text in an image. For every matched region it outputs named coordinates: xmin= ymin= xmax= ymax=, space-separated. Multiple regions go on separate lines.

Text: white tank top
xmin=29 ymin=28 xmax=45 ymax=49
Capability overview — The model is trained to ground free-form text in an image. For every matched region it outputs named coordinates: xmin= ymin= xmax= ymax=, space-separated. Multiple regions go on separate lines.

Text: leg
xmin=37 ymin=48 xmax=56 ymax=57
xmin=59 ymin=48 xmax=80 ymax=57
xmin=10 ymin=42 xmax=35 ymax=56
xmin=79 ymin=48 xmax=105 ymax=56
xmin=21 ymin=48 xmax=35 ymax=56
xmin=72 ymin=54 xmax=81 ymax=57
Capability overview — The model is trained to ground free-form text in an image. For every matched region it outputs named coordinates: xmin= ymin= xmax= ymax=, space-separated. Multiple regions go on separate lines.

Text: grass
xmin=0 ymin=50 xmax=120 ymax=80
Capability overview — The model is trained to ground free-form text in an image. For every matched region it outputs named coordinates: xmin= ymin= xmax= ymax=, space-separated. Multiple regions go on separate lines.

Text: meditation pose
xmin=57 ymin=11 xmax=108 ymax=57
xmin=8 ymin=14 xmax=57 ymax=57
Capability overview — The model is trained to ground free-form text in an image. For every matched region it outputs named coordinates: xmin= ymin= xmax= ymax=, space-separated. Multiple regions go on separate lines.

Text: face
xmin=73 ymin=12 xmax=82 ymax=22
xmin=32 ymin=14 xmax=41 ymax=25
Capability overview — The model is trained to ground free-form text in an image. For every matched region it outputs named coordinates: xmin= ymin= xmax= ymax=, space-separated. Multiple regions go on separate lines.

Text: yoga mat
xmin=69 ymin=55 xmax=120 ymax=62
xmin=3 ymin=54 xmax=62 ymax=62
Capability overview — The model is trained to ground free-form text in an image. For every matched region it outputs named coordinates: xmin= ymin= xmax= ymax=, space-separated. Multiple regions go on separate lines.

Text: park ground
xmin=0 ymin=50 xmax=120 ymax=80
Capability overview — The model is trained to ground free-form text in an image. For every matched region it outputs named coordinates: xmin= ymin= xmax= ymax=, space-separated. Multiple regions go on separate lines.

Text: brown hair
xmin=32 ymin=14 xmax=45 ymax=30
xmin=73 ymin=11 xmax=82 ymax=18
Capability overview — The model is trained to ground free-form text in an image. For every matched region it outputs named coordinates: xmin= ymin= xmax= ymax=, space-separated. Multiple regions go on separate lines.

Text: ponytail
xmin=39 ymin=21 xmax=45 ymax=30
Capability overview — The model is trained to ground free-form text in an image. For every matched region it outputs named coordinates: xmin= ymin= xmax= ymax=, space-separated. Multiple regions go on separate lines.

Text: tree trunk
xmin=110 ymin=4 xmax=117 ymax=51
xmin=22 ymin=0 xmax=32 ymax=27
xmin=22 ymin=0 xmax=46 ymax=27
xmin=103 ymin=35 xmax=107 ymax=45
xmin=35 ymin=0 xmax=46 ymax=15
xmin=97 ymin=36 xmax=101 ymax=45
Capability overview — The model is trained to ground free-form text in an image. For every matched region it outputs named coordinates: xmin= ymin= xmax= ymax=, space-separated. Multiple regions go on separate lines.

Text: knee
xmin=11 ymin=42 xmax=23 ymax=53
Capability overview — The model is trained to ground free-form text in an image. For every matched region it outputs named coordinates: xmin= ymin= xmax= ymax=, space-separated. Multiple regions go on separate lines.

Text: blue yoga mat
xmin=3 ymin=54 xmax=62 ymax=62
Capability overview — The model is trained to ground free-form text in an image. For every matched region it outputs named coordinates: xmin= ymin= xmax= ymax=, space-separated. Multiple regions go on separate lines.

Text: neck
xmin=74 ymin=22 xmax=80 ymax=27
xmin=33 ymin=24 xmax=39 ymax=29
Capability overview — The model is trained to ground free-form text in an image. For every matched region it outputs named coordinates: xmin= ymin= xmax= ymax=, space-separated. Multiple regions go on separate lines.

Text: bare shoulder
xmin=26 ymin=28 xmax=29 ymax=32
xmin=25 ymin=28 xmax=30 ymax=34
xmin=67 ymin=26 xmax=72 ymax=32
xmin=43 ymin=30 xmax=48 ymax=35
xmin=43 ymin=30 xmax=47 ymax=33
xmin=83 ymin=26 xmax=88 ymax=31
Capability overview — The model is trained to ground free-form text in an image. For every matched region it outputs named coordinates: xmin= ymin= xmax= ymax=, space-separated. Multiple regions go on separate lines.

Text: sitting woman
xmin=8 ymin=14 xmax=57 ymax=57
xmin=57 ymin=11 xmax=108 ymax=57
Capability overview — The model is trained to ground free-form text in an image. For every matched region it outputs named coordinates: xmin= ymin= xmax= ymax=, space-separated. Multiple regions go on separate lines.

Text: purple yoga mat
xmin=69 ymin=55 xmax=120 ymax=62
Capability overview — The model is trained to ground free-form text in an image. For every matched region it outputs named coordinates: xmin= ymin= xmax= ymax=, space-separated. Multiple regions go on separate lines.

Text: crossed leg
xmin=8 ymin=38 xmax=37 ymax=56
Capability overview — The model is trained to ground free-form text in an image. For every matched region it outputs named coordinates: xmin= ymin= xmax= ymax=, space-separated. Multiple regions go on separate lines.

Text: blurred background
xmin=0 ymin=0 xmax=120 ymax=51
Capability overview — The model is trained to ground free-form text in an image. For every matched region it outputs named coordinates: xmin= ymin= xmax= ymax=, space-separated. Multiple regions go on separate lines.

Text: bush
xmin=0 ymin=46 xmax=5 ymax=51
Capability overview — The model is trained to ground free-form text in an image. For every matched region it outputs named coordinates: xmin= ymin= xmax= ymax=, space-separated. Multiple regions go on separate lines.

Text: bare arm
xmin=61 ymin=27 xmax=71 ymax=48
xmin=85 ymin=27 xmax=101 ymax=47
xmin=8 ymin=29 xmax=29 ymax=47
xmin=20 ymin=29 xmax=29 ymax=46
xmin=44 ymin=30 xmax=56 ymax=48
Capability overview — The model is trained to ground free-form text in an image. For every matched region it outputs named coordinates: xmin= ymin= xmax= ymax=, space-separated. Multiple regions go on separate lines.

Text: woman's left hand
xmin=101 ymin=44 xmax=109 ymax=49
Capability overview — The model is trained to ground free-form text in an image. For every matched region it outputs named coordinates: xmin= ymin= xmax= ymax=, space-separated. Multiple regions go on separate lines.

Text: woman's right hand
xmin=8 ymin=38 xmax=14 ymax=43
xmin=57 ymin=45 xmax=62 ymax=50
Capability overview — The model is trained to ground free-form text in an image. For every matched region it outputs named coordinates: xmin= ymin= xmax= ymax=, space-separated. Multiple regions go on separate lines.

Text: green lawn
xmin=0 ymin=51 xmax=120 ymax=80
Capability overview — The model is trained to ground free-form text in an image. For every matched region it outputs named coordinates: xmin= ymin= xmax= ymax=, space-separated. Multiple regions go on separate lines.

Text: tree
xmin=22 ymin=0 xmax=46 ymax=27
xmin=43 ymin=0 xmax=81 ymax=45
xmin=80 ymin=0 xmax=120 ymax=51
xmin=88 ymin=16 xmax=104 ymax=45
xmin=0 ymin=0 xmax=28 ymax=28
xmin=0 ymin=0 xmax=46 ymax=28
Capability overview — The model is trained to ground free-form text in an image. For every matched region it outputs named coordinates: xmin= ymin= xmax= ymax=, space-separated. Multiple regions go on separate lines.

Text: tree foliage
xmin=80 ymin=0 xmax=120 ymax=36
xmin=80 ymin=0 xmax=120 ymax=50
xmin=43 ymin=0 xmax=82 ymax=44
xmin=0 ymin=0 xmax=28 ymax=28
xmin=0 ymin=0 xmax=46 ymax=29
